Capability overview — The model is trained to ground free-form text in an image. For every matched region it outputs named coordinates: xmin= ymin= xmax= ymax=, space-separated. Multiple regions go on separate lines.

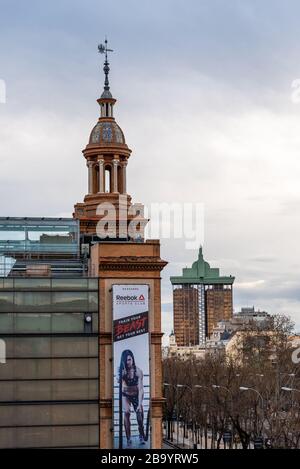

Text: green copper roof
xmin=170 ymin=247 xmax=234 ymax=285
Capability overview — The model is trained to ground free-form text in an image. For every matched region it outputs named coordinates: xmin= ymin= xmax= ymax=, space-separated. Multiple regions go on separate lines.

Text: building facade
xmin=170 ymin=247 xmax=234 ymax=346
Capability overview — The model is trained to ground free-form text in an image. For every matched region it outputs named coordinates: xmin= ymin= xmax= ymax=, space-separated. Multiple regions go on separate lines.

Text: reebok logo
xmin=116 ymin=294 xmax=145 ymax=301
xmin=116 ymin=295 xmax=138 ymax=301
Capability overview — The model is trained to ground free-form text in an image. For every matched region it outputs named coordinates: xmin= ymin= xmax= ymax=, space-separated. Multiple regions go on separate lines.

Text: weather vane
xmin=98 ymin=38 xmax=114 ymax=92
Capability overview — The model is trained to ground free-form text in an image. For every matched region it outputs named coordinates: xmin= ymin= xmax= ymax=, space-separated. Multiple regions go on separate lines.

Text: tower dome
xmin=89 ymin=120 xmax=126 ymax=146
xmin=73 ymin=39 xmax=148 ymax=243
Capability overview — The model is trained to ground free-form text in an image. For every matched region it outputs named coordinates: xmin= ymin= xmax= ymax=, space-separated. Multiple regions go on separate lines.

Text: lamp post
xmin=281 ymin=386 xmax=300 ymax=445
xmin=211 ymin=384 xmax=234 ymax=449
xmin=211 ymin=384 xmax=234 ymax=411
xmin=240 ymin=386 xmax=264 ymax=443
xmin=194 ymin=385 xmax=211 ymax=449
xmin=239 ymin=386 xmax=264 ymax=410
xmin=177 ymin=384 xmax=197 ymax=449
xmin=163 ymin=383 xmax=178 ymax=442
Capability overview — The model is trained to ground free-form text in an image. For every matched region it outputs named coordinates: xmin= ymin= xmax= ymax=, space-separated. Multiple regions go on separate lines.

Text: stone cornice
xmin=99 ymin=256 xmax=167 ymax=271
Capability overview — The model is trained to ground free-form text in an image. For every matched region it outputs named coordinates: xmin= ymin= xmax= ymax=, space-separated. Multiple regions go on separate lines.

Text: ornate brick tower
xmin=74 ymin=42 xmax=167 ymax=449
xmin=73 ymin=40 xmax=147 ymax=241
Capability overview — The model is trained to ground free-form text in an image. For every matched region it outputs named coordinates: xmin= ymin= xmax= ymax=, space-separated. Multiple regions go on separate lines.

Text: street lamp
xmin=240 ymin=386 xmax=264 ymax=440
xmin=194 ymin=384 xmax=211 ymax=390
xmin=281 ymin=386 xmax=300 ymax=393
xmin=212 ymin=385 xmax=234 ymax=448
xmin=194 ymin=385 xmax=211 ymax=449
xmin=239 ymin=386 xmax=264 ymax=407
xmin=212 ymin=385 xmax=234 ymax=407
xmin=280 ymin=374 xmax=296 ymax=378
xmin=177 ymin=384 xmax=197 ymax=449
xmin=164 ymin=383 xmax=179 ymax=443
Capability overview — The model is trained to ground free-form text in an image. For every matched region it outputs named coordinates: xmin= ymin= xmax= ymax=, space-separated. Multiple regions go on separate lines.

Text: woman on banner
xmin=119 ymin=349 xmax=146 ymax=447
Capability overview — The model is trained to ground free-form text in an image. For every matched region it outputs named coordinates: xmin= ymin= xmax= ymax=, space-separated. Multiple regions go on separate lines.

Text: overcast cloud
xmin=0 ymin=0 xmax=300 ymax=338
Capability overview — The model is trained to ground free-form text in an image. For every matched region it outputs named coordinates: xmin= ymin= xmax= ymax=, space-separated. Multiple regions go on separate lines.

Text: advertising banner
xmin=112 ymin=284 xmax=150 ymax=449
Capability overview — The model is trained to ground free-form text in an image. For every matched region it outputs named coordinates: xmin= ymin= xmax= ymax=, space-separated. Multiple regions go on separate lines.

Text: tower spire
xmin=98 ymin=38 xmax=114 ymax=97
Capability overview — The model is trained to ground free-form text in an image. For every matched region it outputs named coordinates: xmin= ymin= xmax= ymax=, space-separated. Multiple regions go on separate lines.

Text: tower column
xmin=113 ymin=156 xmax=119 ymax=193
xmin=87 ymin=160 xmax=94 ymax=194
xmin=122 ymin=160 xmax=128 ymax=194
xmin=98 ymin=156 xmax=104 ymax=193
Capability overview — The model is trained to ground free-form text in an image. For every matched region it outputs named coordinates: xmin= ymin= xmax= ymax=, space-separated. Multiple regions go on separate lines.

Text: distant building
xmin=165 ymin=306 xmax=273 ymax=360
xmin=167 ymin=332 xmax=206 ymax=360
xmin=170 ymin=248 xmax=234 ymax=346
xmin=234 ymin=306 xmax=270 ymax=321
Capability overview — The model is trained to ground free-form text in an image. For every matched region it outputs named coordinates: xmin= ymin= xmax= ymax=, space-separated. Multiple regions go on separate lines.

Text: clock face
xmin=102 ymin=123 xmax=113 ymax=142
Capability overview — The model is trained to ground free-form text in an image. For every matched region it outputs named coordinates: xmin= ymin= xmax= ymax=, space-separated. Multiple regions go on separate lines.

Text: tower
xmin=170 ymin=247 xmax=234 ymax=346
xmin=76 ymin=42 xmax=167 ymax=449
xmin=73 ymin=40 xmax=147 ymax=242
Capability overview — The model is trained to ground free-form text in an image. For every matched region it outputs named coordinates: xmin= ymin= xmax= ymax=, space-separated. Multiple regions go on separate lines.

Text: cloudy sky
xmin=1 ymin=0 xmax=300 ymax=336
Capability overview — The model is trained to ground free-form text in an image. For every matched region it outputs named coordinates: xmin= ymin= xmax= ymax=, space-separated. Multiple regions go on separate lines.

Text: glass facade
xmin=0 ymin=277 xmax=99 ymax=448
xmin=0 ymin=218 xmax=80 ymax=277
xmin=0 ymin=218 xmax=79 ymax=255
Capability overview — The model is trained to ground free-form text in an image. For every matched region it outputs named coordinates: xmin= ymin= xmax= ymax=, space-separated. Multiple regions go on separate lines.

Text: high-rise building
xmin=170 ymin=247 xmax=234 ymax=346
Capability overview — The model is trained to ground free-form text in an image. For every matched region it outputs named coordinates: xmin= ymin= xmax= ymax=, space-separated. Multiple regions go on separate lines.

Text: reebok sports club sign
xmin=112 ymin=285 xmax=151 ymax=449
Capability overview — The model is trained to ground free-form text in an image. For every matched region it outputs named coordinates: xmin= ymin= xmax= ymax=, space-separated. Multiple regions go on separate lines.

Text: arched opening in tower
xmin=95 ymin=165 xmax=99 ymax=193
xmin=117 ymin=165 xmax=123 ymax=194
xmin=105 ymin=166 xmax=112 ymax=193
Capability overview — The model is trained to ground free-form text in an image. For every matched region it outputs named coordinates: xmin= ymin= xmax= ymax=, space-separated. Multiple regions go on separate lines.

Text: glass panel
xmin=0 ymin=379 xmax=98 ymax=402
xmin=0 ymin=312 xmax=13 ymax=332
xmin=4 ymin=278 xmax=14 ymax=289
xmin=0 ymin=358 xmax=50 ymax=380
xmin=50 ymin=337 xmax=98 ymax=357
xmin=51 ymin=278 xmax=88 ymax=290
xmin=0 ymin=425 xmax=98 ymax=448
xmin=92 ymin=313 xmax=98 ymax=332
xmin=50 ymin=358 xmax=98 ymax=379
xmin=52 ymin=379 xmax=98 ymax=400
xmin=14 ymin=278 xmax=51 ymax=289
xmin=51 ymin=313 xmax=84 ymax=333
xmin=0 ymin=292 xmax=14 ymax=311
xmin=14 ymin=292 xmax=52 ymax=312
xmin=51 ymin=292 xmax=88 ymax=311
xmin=0 ymin=278 xmax=14 ymax=290
xmin=15 ymin=313 xmax=51 ymax=333
xmin=4 ymin=337 xmax=98 ymax=358
xmin=0 ymin=403 xmax=99 ymax=426
xmin=88 ymin=279 xmax=98 ymax=290
xmin=0 ymin=218 xmax=79 ymax=257
xmin=0 ymin=313 xmax=97 ymax=333
xmin=0 ymin=358 xmax=98 ymax=380
xmin=88 ymin=292 xmax=98 ymax=311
